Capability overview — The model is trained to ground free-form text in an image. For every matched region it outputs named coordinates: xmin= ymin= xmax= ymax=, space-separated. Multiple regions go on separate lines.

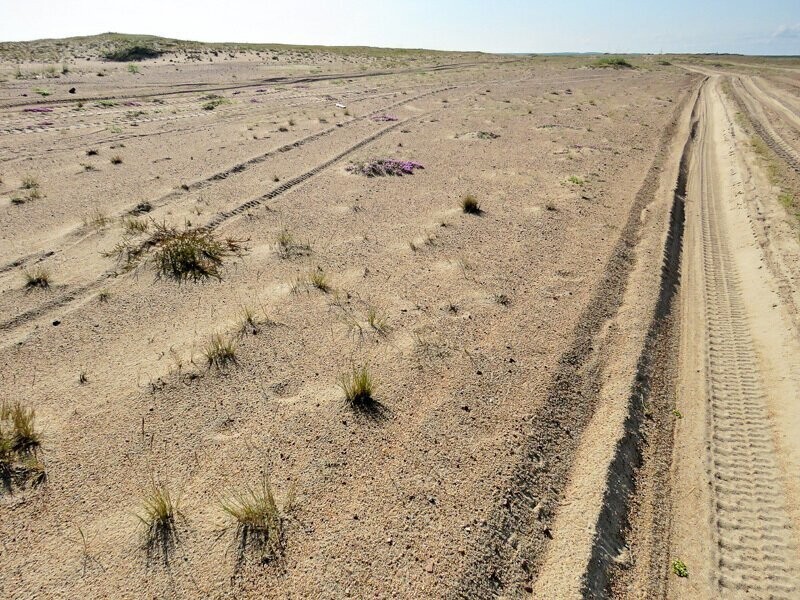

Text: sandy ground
xmin=1 ymin=40 xmax=799 ymax=599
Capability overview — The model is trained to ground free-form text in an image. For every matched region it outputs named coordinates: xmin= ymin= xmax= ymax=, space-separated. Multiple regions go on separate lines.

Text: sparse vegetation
xmin=23 ymin=267 xmax=50 ymax=289
xmin=309 ymin=268 xmax=331 ymax=292
xmin=221 ymin=476 xmax=289 ymax=561
xmin=203 ymin=97 xmax=230 ymax=110
xmin=671 ymin=559 xmax=689 ymax=578
xmin=104 ymin=45 xmax=163 ymax=61
xmin=338 ymin=365 xmax=376 ymax=408
xmin=21 ymin=175 xmax=39 ymax=190
xmin=592 ymin=56 xmax=633 ymax=69
xmin=127 ymin=63 xmax=141 ymax=74
xmin=122 ymin=216 xmax=149 ymax=234
xmin=275 ymin=227 xmax=311 ymax=258
xmin=84 ymin=209 xmax=110 ymax=228
xmin=204 ymin=333 xmax=238 ymax=368
xmin=367 ymin=305 xmax=390 ymax=334
xmin=567 ymin=175 xmax=585 ymax=186
xmin=98 ymin=289 xmax=111 ymax=302
xmin=347 ymin=159 xmax=424 ymax=177
xmin=136 ymin=483 xmax=180 ymax=554
xmin=461 ymin=194 xmax=482 ymax=215
xmin=106 ymin=222 xmax=245 ymax=281
xmin=110 ymin=155 xmax=123 ymax=165
xmin=0 ymin=401 xmax=45 ymax=489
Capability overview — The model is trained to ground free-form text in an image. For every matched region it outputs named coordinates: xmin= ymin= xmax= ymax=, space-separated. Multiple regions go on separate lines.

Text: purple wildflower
xmin=371 ymin=114 xmax=399 ymax=122
xmin=23 ymin=107 xmax=53 ymax=113
xmin=347 ymin=159 xmax=424 ymax=177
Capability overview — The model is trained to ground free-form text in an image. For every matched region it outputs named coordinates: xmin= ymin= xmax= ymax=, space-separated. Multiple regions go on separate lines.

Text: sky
xmin=0 ymin=0 xmax=798 ymax=55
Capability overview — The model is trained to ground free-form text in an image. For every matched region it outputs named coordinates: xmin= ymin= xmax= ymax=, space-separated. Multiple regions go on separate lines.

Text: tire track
xmin=697 ymin=81 xmax=800 ymax=599
xmin=730 ymin=76 xmax=800 ymax=174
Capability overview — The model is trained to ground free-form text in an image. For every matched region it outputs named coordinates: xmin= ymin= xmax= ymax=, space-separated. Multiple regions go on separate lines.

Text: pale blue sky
xmin=1 ymin=0 xmax=798 ymax=55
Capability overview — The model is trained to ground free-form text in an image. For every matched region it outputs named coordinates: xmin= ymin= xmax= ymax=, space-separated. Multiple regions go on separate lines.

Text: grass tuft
xmin=23 ymin=267 xmax=50 ymax=289
xmin=136 ymin=483 xmax=180 ymax=556
xmin=275 ymin=227 xmax=311 ymax=258
xmin=592 ymin=57 xmax=633 ymax=69
xmin=122 ymin=216 xmax=149 ymax=234
xmin=144 ymin=223 xmax=245 ymax=282
xmin=461 ymin=194 xmax=482 ymax=215
xmin=338 ymin=365 xmax=376 ymax=408
xmin=671 ymin=559 xmax=689 ymax=578
xmin=221 ymin=476 xmax=288 ymax=561
xmin=309 ymin=268 xmax=331 ymax=292
xmin=204 ymin=333 xmax=237 ymax=368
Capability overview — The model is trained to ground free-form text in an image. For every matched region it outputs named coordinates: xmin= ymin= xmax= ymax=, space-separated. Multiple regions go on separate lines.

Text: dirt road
xmin=669 ymin=74 xmax=800 ymax=598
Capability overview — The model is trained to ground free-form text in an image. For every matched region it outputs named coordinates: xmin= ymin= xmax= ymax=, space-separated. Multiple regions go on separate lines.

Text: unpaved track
xmin=670 ymin=76 xmax=800 ymax=599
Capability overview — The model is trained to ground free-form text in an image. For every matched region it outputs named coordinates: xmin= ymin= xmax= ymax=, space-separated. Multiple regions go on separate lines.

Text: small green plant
xmin=567 ymin=175 xmax=585 ymax=186
xmin=672 ymin=559 xmax=688 ymax=578
xmin=23 ymin=267 xmax=50 ymax=289
xmin=461 ymin=194 xmax=482 ymax=215
xmin=338 ymin=365 xmax=376 ymax=408
xmin=672 ymin=409 xmax=683 ymax=419
xmin=204 ymin=333 xmax=237 ymax=368
xmin=238 ymin=305 xmax=265 ymax=335
xmin=221 ymin=476 xmax=289 ymax=560
xmin=33 ymin=87 xmax=51 ymax=97
xmin=110 ymin=155 xmax=123 ymax=165
xmin=127 ymin=64 xmax=141 ymax=74
xmin=96 ymin=99 xmax=117 ymax=108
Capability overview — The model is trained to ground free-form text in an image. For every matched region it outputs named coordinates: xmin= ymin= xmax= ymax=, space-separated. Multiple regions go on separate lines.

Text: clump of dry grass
xmin=0 ymin=401 xmax=45 ymax=488
xmin=221 ymin=476 xmax=291 ymax=561
xmin=110 ymin=155 xmax=123 ymax=165
xmin=136 ymin=483 xmax=181 ymax=557
xmin=274 ymin=227 xmax=311 ymax=259
xmin=107 ymin=223 xmax=245 ymax=282
xmin=366 ymin=305 xmax=390 ymax=334
xmin=204 ymin=333 xmax=237 ymax=368
xmin=309 ymin=268 xmax=331 ymax=292
xmin=23 ymin=266 xmax=50 ymax=289
xmin=461 ymin=194 xmax=482 ymax=215
xmin=338 ymin=366 xmax=376 ymax=408
xmin=122 ymin=216 xmax=149 ymax=234
xmin=83 ymin=209 xmax=110 ymax=229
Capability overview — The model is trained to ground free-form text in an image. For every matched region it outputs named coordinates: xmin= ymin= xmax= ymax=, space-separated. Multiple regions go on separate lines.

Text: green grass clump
xmin=338 ymin=366 xmax=376 ymax=408
xmin=23 ymin=266 xmax=50 ymax=289
xmin=567 ymin=175 xmax=585 ymax=186
xmin=671 ymin=559 xmax=689 ymax=578
xmin=592 ymin=56 xmax=633 ymax=69
xmin=127 ymin=64 xmax=141 ymax=74
xmin=221 ymin=476 xmax=289 ymax=560
xmin=461 ymin=194 xmax=482 ymax=215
